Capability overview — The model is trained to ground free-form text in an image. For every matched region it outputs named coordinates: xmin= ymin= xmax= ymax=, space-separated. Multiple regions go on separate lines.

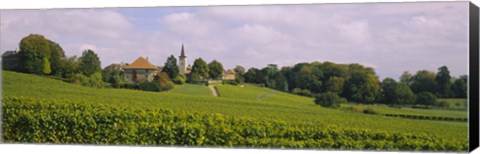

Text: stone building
xmin=123 ymin=57 xmax=158 ymax=83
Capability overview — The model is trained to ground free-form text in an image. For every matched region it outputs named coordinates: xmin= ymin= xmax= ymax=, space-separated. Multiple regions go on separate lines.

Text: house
xmin=222 ymin=69 xmax=236 ymax=80
xmin=104 ymin=62 xmax=129 ymax=71
xmin=123 ymin=57 xmax=158 ymax=83
xmin=1 ymin=49 xmax=21 ymax=70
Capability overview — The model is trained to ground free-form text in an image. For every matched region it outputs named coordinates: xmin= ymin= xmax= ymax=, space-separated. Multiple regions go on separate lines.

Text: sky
xmin=0 ymin=1 xmax=469 ymax=80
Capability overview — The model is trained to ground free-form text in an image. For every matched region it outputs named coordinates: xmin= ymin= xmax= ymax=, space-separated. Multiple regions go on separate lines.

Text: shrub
xmin=314 ymin=92 xmax=347 ymax=108
xmin=159 ymin=82 xmax=175 ymax=91
xmin=436 ymin=100 xmax=449 ymax=108
xmin=121 ymin=83 xmax=138 ymax=89
xmin=172 ymin=75 xmax=186 ymax=85
xmin=415 ymin=92 xmax=437 ymax=106
xmin=71 ymin=72 xmax=105 ymax=88
xmin=292 ymin=88 xmax=313 ymax=97
xmin=363 ymin=108 xmax=378 ymax=115
xmin=138 ymin=82 xmax=160 ymax=92
xmin=341 ymin=106 xmax=363 ymax=113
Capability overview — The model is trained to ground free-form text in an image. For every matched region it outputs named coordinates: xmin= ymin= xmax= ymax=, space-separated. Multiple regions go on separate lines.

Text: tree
xmin=324 ymin=76 xmax=345 ymax=94
xmin=208 ymin=60 xmax=224 ymax=80
xmin=272 ymin=72 xmax=289 ymax=91
xmin=62 ymin=56 xmax=80 ymax=79
xmin=409 ymin=70 xmax=437 ymax=94
xmin=451 ymin=75 xmax=467 ymax=98
xmin=18 ymin=34 xmax=52 ymax=74
xmin=234 ymin=65 xmax=246 ymax=75
xmin=291 ymin=63 xmax=322 ymax=93
xmin=163 ymin=55 xmax=179 ymax=79
xmin=435 ymin=66 xmax=454 ymax=98
xmin=314 ymin=92 xmax=347 ymax=108
xmin=399 ymin=71 xmax=412 ymax=85
xmin=102 ymin=65 xmax=124 ymax=87
xmin=188 ymin=58 xmax=209 ymax=83
xmin=394 ymin=83 xmax=416 ymax=105
xmin=380 ymin=78 xmax=398 ymax=105
xmin=244 ymin=68 xmax=261 ymax=83
xmin=319 ymin=61 xmax=348 ymax=81
xmin=78 ymin=49 xmax=101 ymax=77
xmin=42 ymin=57 xmax=51 ymax=75
xmin=416 ymin=92 xmax=437 ymax=107
xmin=379 ymin=78 xmax=415 ymax=105
xmin=18 ymin=34 xmax=66 ymax=75
xmin=342 ymin=64 xmax=380 ymax=103
xmin=48 ymin=40 xmax=66 ymax=76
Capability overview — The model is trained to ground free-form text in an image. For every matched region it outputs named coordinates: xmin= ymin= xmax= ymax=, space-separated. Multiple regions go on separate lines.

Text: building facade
xmin=123 ymin=57 xmax=158 ymax=83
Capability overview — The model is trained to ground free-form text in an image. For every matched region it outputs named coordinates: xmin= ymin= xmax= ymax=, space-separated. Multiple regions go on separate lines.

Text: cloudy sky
xmin=0 ymin=1 xmax=469 ymax=80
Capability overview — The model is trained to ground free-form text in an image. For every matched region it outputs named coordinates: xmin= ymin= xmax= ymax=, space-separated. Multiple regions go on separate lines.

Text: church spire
xmin=180 ymin=43 xmax=186 ymax=58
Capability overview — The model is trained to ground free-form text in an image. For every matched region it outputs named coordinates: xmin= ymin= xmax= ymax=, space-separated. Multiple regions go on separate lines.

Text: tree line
xmin=4 ymin=34 xmax=104 ymax=88
xmin=6 ymin=34 xmax=241 ymax=92
xmin=237 ymin=62 xmax=467 ymax=108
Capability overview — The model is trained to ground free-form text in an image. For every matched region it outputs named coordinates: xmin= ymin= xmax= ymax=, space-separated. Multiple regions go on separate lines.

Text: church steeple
xmin=178 ymin=43 xmax=187 ymax=75
xmin=180 ymin=44 xmax=186 ymax=58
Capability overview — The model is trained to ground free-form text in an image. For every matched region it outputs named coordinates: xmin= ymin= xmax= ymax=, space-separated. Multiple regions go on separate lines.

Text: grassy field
xmin=1 ymin=71 xmax=469 ymax=151
xmin=167 ymin=84 xmax=212 ymax=96
xmin=439 ymin=98 xmax=468 ymax=110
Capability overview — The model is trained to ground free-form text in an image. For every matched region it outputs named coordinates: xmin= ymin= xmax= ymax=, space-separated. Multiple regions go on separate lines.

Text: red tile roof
xmin=124 ymin=57 xmax=157 ymax=70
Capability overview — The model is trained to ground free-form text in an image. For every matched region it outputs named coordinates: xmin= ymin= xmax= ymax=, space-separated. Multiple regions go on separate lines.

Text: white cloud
xmin=336 ymin=20 xmax=371 ymax=44
xmin=0 ymin=2 xmax=469 ymax=79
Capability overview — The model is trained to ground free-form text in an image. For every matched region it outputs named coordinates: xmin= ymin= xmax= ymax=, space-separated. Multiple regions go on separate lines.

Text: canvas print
xmin=0 ymin=1 xmax=470 ymax=152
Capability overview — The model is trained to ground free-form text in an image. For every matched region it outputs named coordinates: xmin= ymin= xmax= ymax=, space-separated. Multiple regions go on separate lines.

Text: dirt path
xmin=208 ymin=85 xmax=218 ymax=97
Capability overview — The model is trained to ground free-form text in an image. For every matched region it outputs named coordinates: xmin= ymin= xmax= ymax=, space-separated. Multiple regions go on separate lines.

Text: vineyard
xmin=1 ymin=71 xmax=469 ymax=151
xmin=167 ymin=84 xmax=212 ymax=96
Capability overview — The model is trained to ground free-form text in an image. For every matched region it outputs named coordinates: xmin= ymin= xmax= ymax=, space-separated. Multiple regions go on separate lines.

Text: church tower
xmin=178 ymin=44 xmax=187 ymax=76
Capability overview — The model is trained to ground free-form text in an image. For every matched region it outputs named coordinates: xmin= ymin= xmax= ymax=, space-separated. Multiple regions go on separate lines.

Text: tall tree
xmin=208 ymin=60 xmax=224 ymax=80
xmin=62 ymin=56 xmax=80 ymax=79
xmin=234 ymin=65 xmax=246 ymax=75
xmin=163 ymin=55 xmax=179 ymax=79
xmin=394 ymin=83 xmax=415 ymax=105
xmin=48 ymin=40 xmax=66 ymax=75
xmin=244 ymin=68 xmax=261 ymax=83
xmin=435 ymin=66 xmax=454 ymax=98
xmin=380 ymin=78 xmax=398 ymax=105
xmin=18 ymin=34 xmax=52 ymax=74
xmin=380 ymin=78 xmax=415 ymax=105
xmin=188 ymin=58 xmax=209 ymax=82
xmin=272 ymin=71 xmax=289 ymax=91
xmin=342 ymin=64 xmax=381 ymax=103
xmin=409 ymin=70 xmax=437 ymax=94
xmin=451 ymin=75 xmax=467 ymax=98
xmin=399 ymin=71 xmax=412 ymax=85
xmin=78 ymin=49 xmax=101 ymax=76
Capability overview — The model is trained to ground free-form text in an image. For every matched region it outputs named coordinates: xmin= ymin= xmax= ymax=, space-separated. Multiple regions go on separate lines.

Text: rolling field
xmin=167 ymin=84 xmax=212 ymax=96
xmin=1 ymin=71 xmax=469 ymax=151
